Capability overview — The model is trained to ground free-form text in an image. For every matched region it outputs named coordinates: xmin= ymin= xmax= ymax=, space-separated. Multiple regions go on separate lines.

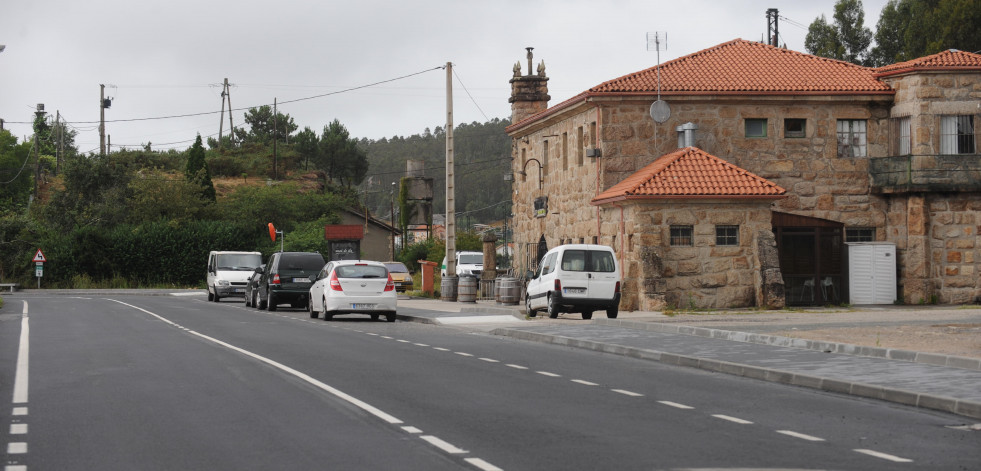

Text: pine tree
xmin=185 ymin=134 xmax=216 ymax=202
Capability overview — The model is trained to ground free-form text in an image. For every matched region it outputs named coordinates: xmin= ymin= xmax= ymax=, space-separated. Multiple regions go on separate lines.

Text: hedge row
xmin=1 ymin=219 xmax=266 ymax=287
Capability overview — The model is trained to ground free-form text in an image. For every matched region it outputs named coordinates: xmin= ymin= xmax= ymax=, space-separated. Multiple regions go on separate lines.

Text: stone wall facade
xmin=510 ymin=68 xmax=981 ymax=308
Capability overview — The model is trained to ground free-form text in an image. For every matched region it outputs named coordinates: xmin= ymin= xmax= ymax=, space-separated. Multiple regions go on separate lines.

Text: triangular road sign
xmin=33 ymin=249 xmax=47 ymax=263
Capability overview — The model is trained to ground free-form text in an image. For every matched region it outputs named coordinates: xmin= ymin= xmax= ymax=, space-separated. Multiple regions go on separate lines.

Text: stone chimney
xmin=509 ymin=47 xmax=550 ymax=124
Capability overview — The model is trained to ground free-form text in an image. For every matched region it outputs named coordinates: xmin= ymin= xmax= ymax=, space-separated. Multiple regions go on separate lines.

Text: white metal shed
xmin=846 ymin=242 xmax=897 ymax=305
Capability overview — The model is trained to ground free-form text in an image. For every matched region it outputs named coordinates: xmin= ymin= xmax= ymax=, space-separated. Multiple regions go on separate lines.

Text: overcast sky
xmin=1 ymin=0 xmax=890 ymax=154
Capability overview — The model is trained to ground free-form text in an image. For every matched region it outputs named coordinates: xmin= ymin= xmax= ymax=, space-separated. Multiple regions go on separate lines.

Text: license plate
xmin=564 ymin=287 xmax=586 ymax=294
xmin=234 ymin=288 xmax=244 ymax=293
xmin=352 ymin=303 xmax=376 ymax=309
xmin=294 ymin=278 xmax=311 ymax=283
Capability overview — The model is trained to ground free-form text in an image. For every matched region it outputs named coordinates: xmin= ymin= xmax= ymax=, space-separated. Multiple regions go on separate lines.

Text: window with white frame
xmin=837 ymin=119 xmax=867 ymax=157
xmin=940 ymin=115 xmax=975 ymax=154
xmin=896 ymin=116 xmax=911 ymax=155
xmin=670 ymin=225 xmax=693 ymax=246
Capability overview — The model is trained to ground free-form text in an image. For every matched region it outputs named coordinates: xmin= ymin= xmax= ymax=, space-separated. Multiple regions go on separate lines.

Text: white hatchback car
xmin=308 ymin=260 xmax=397 ymax=322
xmin=525 ymin=244 xmax=621 ymax=320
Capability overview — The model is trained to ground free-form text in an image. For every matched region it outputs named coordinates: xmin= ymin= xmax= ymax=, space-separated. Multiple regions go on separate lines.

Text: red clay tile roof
xmin=590 ymin=39 xmax=893 ymax=95
xmin=874 ymin=49 xmax=981 ymax=77
xmin=590 ymin=147 xmax=786 ymax=205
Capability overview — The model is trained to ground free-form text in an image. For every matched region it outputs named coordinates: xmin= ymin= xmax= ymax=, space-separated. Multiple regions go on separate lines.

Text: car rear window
xmin=335 ymin=265 xmax=388 ymax=279
xmin=384 ymin=263 xmax=409 ymax=273
xmin=279 ymin=253 xmax=325 ymax=271
xmin=560 ymin=250 xmax=616 ymax=272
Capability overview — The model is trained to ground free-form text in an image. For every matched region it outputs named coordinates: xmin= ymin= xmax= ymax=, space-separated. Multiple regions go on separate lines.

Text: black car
xmin=243 ymin=264 xmax=265 ymax=307
xmin=256 ymin=252 xmax=326 ymax=311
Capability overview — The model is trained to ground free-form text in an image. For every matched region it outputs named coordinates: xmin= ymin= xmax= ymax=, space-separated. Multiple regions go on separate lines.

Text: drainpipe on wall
xmin=614 ymin=203 xmax=625 ymax=279
xmin=595 ymin=104 xmax=602 ymax=241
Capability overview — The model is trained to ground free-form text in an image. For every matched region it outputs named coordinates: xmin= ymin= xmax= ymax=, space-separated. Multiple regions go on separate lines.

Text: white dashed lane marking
xmin=658 ymin=401 xmax=694 ymax=410
xmin=536 ymin=371 xmax=561 ymax=377
xmin=854 ymin=449 xmax=913 ymax=463
xmin=612 ymin=389 xmax=644 ymax=397
xmin=571 ymin=379 xmax=599 ymax=386
xmin=712 ymin=414 xmax=753 ymax=424
xmin=777 ymin=430 xmax=826 ymax=442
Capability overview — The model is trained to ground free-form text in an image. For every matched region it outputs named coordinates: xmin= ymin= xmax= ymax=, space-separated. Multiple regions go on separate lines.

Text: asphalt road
xmin=2 ymin=294 xmax=979 ymax=470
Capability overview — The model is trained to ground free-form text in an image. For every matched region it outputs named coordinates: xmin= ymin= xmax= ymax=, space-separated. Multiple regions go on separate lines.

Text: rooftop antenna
xmin=646 ymin=32 xmax=670 ymax=125
xmin=766 ymin=8 xmax=780 ymax=47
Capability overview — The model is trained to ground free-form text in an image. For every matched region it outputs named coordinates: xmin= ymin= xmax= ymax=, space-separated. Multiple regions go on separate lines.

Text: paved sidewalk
xmin=398 ymin=297 xmax=981 ymax=420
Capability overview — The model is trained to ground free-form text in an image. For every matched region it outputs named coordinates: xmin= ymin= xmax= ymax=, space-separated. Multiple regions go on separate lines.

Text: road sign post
xmin=33 ymin=249 xmax=46 ymax=288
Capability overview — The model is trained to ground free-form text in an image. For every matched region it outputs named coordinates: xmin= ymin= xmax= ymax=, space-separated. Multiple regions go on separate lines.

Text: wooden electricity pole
xmin=99 ymin=84 xmax=106 ymax=155
xmin=444 ymin=62 xmax=456 ymax=284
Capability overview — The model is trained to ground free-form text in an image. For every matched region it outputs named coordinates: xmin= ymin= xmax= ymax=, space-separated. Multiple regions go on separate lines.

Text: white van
xmin=440 ymin=251 xmax=483 ymax=277
xmin=525 ymin=244 xmax=621 ymax=319
xmin=207 ymin=251 xmax=263 ymax=302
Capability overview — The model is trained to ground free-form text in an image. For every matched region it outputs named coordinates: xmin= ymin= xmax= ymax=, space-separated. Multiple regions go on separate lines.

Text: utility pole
xmin=443 ymin=61 xmax=457 ymax=299
xmin=391 ymin=181 xmax=396 ymax=260
xmin=273 ymin=97 xmax=278 ymax=180
xmin=219 ymin=79 xmax=227 ymax=144
xmin=55 ymin=111 xmax=62 ymax=175
xmin=99 ymin=84 xmax=106 ymax=155
xmin=33 ymin=104 xmax=43 ymax=199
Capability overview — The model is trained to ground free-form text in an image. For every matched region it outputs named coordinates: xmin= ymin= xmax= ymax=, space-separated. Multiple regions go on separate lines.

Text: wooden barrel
xmin=496 ymin=277 xmax=521 ymax=305
xmin=440 ymin=275 xmax=458 ymax=302
xmin=458 ymin=275 xmax=477 ymax=303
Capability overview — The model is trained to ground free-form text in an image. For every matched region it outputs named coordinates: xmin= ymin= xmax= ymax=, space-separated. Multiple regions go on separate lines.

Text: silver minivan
xmin=525 ymin=244 xmax=621 ymax=319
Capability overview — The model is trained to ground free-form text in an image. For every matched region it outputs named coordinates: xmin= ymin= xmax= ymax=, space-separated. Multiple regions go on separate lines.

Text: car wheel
xmin=267 ymin=293 xmax=277 ymax=311
xmin=547 ymin=294 xmax=559 ymax=319
xmin=324 ymin=311 xmax=334 ymax=321
xmin=244 ymin=292 xmax=251 ymax=307
xmin=582 ymin=311 xmax=593 ymax=320
xmin=525 ymin=296 xmax=537 ymax=317
xmin=257 ymin=292 xmax=267 ymax=310
xmin=371 ymin=314 xmax=380 ymax=321
xmin=386 ymin=312 xmax=396 ymax=322
xmin=308 ymin=298 xmax=318 ymax=319
xmin=207 ymin=290 xmax=214 ymax=302
xmin=606 ymin=306 xmax=618 ymax=319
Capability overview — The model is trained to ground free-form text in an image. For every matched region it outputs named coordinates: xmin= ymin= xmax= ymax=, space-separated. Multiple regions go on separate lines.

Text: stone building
xmin=506 ymin=40 xmax=981 ymax=310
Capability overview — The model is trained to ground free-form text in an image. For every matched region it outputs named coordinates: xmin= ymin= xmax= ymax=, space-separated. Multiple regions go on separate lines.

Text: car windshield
xmin=384 ymin=263 xmax=409 ymax=273
xmin=335 ymin=265 xmax=388 ymax=279
xmin=458 ymin=254 xmax=482 ymax=265
xmin=217 ymin=254 xmax=261 ymax=270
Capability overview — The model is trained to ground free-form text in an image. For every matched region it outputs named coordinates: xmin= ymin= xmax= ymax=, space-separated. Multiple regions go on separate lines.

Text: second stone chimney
xmin=509 ymin=47 xmax=550 ymax=124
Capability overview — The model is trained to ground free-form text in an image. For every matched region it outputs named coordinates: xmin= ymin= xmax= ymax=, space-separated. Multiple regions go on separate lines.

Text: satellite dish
xmin=650 ymin=100 xmax=671 ymax=123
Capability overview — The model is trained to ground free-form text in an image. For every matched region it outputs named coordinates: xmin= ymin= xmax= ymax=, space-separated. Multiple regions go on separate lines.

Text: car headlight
xmin=217 ymin=280 xmax=231 ymax=287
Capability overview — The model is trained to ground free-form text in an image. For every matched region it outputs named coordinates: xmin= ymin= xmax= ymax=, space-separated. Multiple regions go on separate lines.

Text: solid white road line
xmin=12 ymin=302 xmax=29 ymax=405
xmin=658 ymin=401 xmax=694 ymax=409
xmin=712 ymin=414 xmax=753 ymax=424
xmin=854 ymin=448 xmax=913 ymax=463
xmin=777 ymin=430 xmax=826 ymax=442
xmin=420 ymin=435 xmax=468 ymax=454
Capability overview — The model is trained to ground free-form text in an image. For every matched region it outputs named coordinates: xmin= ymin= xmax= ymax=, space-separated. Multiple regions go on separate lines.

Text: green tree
xmin=185 ymin=135 xmax=216 ymax=202
xmin=317 ymin=120 xmax=368 ymax=187
xmin=294 ymin=127 xmax=319 ymax=171
xmin=805 ymin=0 xmax=874 ymax=65
xmin=0 ymin=131 xmax=33 ymax=214
xmin=127 ymin=170 xmax=214 ymax=224
xmin=234 ymin=106 xmax=298 ymax=145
